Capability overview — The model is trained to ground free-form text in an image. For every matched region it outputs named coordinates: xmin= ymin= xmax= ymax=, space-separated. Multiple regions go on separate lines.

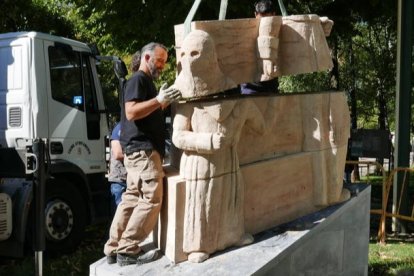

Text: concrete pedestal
xmin=90 ymin=184 xmax=370 ymax=276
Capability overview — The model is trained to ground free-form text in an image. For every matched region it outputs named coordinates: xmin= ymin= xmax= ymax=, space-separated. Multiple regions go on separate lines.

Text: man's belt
xmin=124 ymin=145 xmax=152 ymax=156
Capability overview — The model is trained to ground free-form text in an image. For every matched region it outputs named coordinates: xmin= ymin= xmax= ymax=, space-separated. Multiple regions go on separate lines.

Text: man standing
xmin=108 ymin=122 xmax=127 ymax=215
xmin=104 ymin=42 xmax=181 ymax=266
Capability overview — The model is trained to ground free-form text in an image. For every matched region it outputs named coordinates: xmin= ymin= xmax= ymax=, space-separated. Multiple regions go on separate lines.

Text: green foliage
xmin=279 ymin=71 xmax=332 ymax=93
xmin=33 ymin=0 xmax=192 ymax=55
xmin=1 ymin=0 xmax=73 ymax=35
xmin=155 ymin=47 xmax=178 ymax=90
xmin=31 ymin=0 xmax=192 ymax=120
xmin=336 ymin=17 xmax=397 ymax=130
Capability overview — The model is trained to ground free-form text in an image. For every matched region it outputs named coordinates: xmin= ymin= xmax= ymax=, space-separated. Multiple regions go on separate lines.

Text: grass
xmin=363 ymin=169 xmax=414 ymax=275
xmin=369 ymin=235 xmax=414 ymax=275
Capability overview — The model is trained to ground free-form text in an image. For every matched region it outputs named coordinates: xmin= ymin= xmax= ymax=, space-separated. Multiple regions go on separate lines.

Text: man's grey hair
xmin=141 ymin=42 xmax=167 ymax=58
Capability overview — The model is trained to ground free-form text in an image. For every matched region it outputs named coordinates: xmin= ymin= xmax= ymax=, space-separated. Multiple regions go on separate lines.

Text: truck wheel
xmin=44 ymin=179 xmax=87 ymax=254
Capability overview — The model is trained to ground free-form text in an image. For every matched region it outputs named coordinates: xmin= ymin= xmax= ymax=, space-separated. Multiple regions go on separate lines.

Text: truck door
xmin=44 ymin=42 xmax=106 ymax=174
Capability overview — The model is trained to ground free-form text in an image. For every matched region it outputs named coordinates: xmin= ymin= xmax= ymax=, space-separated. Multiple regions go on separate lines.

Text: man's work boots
xmin=116 ymin=249 xmax=159 ymax=266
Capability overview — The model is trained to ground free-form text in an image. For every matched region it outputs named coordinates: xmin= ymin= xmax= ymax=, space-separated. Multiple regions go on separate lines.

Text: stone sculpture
xmin=161 ymin=15 xmax=350 ymax=264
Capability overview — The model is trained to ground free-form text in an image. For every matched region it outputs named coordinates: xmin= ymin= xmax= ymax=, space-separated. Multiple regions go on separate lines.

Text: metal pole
xmin=393 ymin=0 xmax=413 ymax=233
xmin=33 ymin=139 xmax=46 ymax=276
xmin=35 ymin=252 xmax=43 ymax=276
xmin=219 ymin=0 xmax=228 ymax=20
xmin=184 ymin=0 xmax=203 ymax=36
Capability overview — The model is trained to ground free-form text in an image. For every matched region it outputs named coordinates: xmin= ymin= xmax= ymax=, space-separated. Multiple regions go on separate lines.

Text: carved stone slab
xmin=163 ymin=91 xmax=350 ymax=263
xmin=174 ymin=15 xmax=333 ymax=98
xmin=166 ymin=15 xmax=342 ymax=264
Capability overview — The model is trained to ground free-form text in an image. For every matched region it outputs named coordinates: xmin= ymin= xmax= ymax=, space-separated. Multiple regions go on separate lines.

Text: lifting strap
xmin=219 ymin=0 xmax=228 ymax=20
xmin=278 ymin=0 xmax=288 ymax=16
xmin=184 ymin=0 xmax=203 ymax=36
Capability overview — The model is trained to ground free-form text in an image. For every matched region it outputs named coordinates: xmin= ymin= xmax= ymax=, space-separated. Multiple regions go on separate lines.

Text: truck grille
xmin=0 ymin=193 xmax=12 ymax=241
xmin=9 ymin=107 xmax=22 ymax=127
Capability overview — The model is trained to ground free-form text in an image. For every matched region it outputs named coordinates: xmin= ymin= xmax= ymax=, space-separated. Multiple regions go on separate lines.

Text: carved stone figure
xmin=257 ymin=16 xmax=282 ymax=81
xmin=172 ymin=98 xmax=276 ymax=263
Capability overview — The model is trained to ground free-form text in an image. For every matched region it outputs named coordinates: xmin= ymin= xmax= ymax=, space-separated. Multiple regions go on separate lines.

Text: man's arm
xmin=125 ymin=98 xmax=162 ymax=121
xmin=125 ymin=84 xmax=181 ymax=121
xmin=111 ymin=139 xmax=124 ymax=161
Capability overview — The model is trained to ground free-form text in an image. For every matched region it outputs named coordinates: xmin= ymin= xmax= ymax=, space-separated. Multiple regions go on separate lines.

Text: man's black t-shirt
xmin=120 ymin=71 xmax=166 ymax=157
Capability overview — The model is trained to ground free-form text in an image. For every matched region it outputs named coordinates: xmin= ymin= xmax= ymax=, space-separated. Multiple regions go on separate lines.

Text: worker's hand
xmin=156 ymin=83 xmax=182 ymax=105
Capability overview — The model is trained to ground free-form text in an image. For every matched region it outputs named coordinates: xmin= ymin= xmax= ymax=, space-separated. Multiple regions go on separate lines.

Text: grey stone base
xmin=90 ymin=184 xmax=370 ymax=276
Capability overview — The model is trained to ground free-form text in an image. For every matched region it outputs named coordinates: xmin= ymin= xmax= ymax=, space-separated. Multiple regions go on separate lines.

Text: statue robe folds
xmin=172 ymin=99 xmax=269 ymax=255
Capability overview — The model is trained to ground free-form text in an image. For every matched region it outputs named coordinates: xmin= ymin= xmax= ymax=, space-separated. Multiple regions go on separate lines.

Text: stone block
xmin=243 ymin=153 xmax=316 ymax=234
xmin=158 ymin=172 xmax=187 ymax=263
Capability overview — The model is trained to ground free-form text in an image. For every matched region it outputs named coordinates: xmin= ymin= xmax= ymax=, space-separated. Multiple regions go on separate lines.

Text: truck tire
xmin=43 ymin=179 xmax=87 ymax=255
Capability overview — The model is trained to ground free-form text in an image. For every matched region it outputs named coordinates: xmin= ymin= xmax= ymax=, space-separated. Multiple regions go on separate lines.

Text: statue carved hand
xmin=212 ymin=133 xmax=231 ymax=150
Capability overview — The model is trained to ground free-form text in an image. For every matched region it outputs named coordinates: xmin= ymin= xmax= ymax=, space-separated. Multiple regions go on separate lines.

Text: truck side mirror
xmin=114 ymin=60 xmax=127 ymax=80
xmin=88 ymin=43 xmax=100 ymax=56
xmin=114 ymin=60 xmax=128 ymax=109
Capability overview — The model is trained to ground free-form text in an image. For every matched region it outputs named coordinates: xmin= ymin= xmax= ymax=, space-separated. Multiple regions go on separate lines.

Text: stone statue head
xmin=180 ymin=30 xmax=217 ymax=75
xmin=175 ymin=30 xmax=235 ymax=98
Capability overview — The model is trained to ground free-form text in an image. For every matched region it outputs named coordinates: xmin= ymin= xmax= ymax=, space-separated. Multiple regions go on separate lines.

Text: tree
xmin=1 ymin=0 xmax=73 ymax=35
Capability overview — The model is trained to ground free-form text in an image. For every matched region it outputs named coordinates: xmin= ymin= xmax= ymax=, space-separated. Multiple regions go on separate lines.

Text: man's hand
xmin=156 ymin=83 xmax=182 ymax=105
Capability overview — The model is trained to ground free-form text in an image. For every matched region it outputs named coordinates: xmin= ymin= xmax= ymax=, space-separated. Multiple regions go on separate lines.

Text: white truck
xmin=0 ymin=32 xmax=120 ymax=257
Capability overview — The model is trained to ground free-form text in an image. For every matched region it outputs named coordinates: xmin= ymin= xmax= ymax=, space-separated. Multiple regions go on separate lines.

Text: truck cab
xmin=0 ymin=32 xmax=111 ymax=257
